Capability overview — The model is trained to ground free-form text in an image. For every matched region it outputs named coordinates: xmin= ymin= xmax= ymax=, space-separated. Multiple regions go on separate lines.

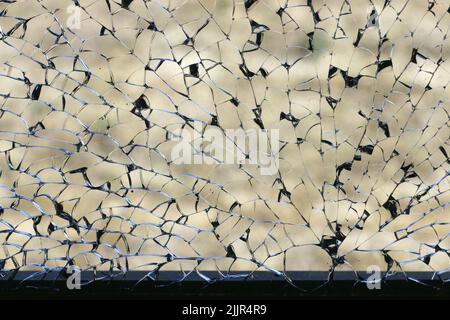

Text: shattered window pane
xmin=0 ymin=0 xmax=449 ymax=288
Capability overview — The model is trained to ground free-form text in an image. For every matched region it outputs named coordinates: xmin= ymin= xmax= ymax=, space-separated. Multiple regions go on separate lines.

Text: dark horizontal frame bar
xmin=0 ymin=270 xmax=449 ymax=281
xmin=0 ymin=271 xmax=448 ymax=299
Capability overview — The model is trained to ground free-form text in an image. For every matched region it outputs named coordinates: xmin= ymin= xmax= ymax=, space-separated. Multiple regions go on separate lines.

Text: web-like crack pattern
xmin=0 ymin=0 xmax=449 ymax=287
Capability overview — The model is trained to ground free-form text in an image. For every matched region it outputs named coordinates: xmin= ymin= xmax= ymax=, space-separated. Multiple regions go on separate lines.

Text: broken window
xmin=0 ymin=0 xmax=448 ymax=290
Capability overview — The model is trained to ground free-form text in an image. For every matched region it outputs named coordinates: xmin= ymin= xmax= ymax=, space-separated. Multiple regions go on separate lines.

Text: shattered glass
xmin=0 ymin=0 xmax=449 ymax=289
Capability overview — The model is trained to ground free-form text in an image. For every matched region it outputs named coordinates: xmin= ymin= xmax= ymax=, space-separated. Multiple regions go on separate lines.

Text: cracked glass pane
xmin=0 ymin=0 xmax=449 ymax=289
